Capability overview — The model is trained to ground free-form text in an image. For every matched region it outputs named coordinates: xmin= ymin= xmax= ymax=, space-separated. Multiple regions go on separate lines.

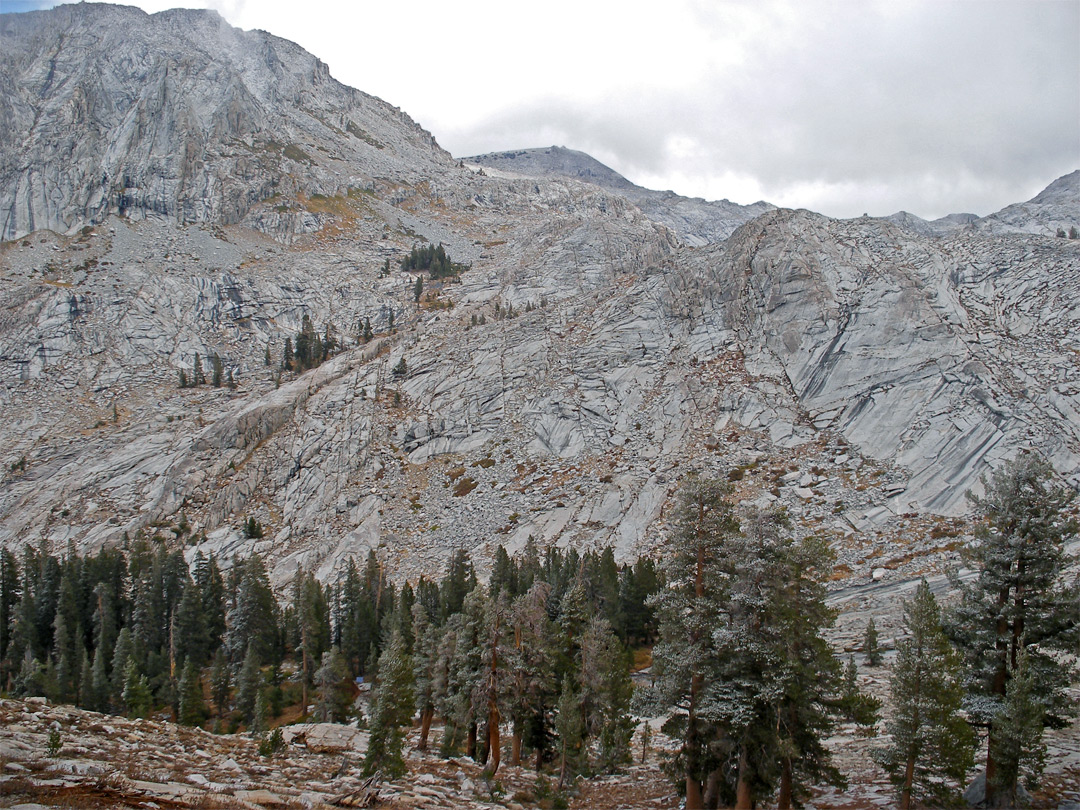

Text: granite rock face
xmin=0 ymin=3 xmax=450 ymax=241
xmin=0 ymin=4 xmax=1078 ymax=591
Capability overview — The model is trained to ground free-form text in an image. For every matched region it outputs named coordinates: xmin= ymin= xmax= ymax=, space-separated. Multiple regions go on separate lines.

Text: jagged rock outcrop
xmin=0 ymin=4 xmax=1077 ymax=592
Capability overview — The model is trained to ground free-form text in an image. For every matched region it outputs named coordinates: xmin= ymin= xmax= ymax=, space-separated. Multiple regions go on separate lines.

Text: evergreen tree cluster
xmin=400 ymin=243 xmax=467 ymax=280
xmin=0 ymin=535 xmax=659 ymax=785
xmin=281 ymin=314 xmax=339 ymax=373
xmin=648 ymin=455 xmax=1077 ymax=810
xmin=648 ymin=476 xmax=872 ymax=810
xmin=179 ymin=351 xmax=234 ymax=390
xmin=2 ymin=455 xmax=1070 ymax=804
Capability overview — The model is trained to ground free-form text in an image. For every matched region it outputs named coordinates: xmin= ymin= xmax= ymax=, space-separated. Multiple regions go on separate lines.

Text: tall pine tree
xmin=877 ymin=580 xmax=974 ymax=809
xmin=947 ymin=453 xmax=1078 ymax=807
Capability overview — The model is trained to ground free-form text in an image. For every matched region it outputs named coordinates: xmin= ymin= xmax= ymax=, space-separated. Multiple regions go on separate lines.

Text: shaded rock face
xmin=0 ymin=3 xmax=450 ymax=241
xmin=0 ymin=4 xmax=1078 ymax=590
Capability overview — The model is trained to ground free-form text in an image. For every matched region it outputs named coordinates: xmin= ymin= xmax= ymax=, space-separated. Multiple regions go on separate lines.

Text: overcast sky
xmin=7 ymin=0 xmax=1079 ymax=219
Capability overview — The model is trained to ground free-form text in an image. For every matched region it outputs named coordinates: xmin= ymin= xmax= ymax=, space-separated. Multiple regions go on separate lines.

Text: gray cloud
xmin=442 ymin=1 xmax=1079 ymax=219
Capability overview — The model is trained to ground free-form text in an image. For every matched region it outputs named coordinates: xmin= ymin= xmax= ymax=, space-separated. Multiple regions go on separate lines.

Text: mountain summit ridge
xmin=464 ymin=145 xmax=776 ymax=245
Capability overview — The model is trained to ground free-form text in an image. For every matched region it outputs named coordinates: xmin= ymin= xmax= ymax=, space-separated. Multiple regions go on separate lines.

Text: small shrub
xmin=46 ymin=729 xmax=62 ymax=757
xmin=258 ymin=728 xmax=285 ymax=758
xmin=453 ymin=477 xmax=478 ymax=497
xmin=282 ymin=143 xmax=312 ymax=163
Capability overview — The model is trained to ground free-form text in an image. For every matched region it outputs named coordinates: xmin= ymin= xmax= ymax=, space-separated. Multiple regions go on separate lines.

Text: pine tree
xmin=579 ymin=615 xmax=633 ymax=773
xmin=227 ymin=556 xmax=277 ymax=664
xmin=173 ymin=579 xmax=210 ymax=670
xmin=947 ymin=452 xmax=1078 ymax=807
xmin=362 ymin=317 xmax=373 ymax=343
xmin=211 ymin=353 xmax=223 ymax=387
xmin=989 ymin=650 xmax=1047 ymax=800
xmin=52 ymin=561 xmax=82 ymax=703
xmin=556 ymin=675 xmax=585 ymax=790
xmin=411 ymin=599 xmax=439 ymax=750
xmin=314 ymin=648 xmax=350 ymax=722
xmin=77 ymin=649 xmax=93 ymax=710
xmin=507 ymin=582 xmax=557 ymax=768
xmin=732 ymin=511 xmax=849 ymax=809
xmin=282 ymin=338 xmax=294 ymax=371
xmin=649 ymin=474 xmax=738 ymax=809
xmin=192 ymin=353 xmax=205 ymax=386
xmin=236 ymin=642 xmax=263 ymax=724
xmin=193 ymin=553 xmax=226 ymax=657
xmin=433 ymin=616 xmax=461 ymax=757
xmin=877 ymin=580 xmax=974 ymax=809
xmin=211 ymin=647 xmax=231 ymax=719
xmin=251 ymin=688 xmax=269 ymax=738
xmin=363 ymin=627 xmax=414 ymax=778
xmin=864 ymin=617 xmax=882 ymax=666
xmin=90 ymin=645 xmax=110 ymax=712
xmin=445 ymin=584 xmax=487 ymax=760
xmin=122 ymin=659 xmax=152 ymax=718
xmin=0 ymin=547 xmax=19 ymax=690
xmin=111 ymin=627 xmax=134 ymax=706
xmin=439 ymin=548 xmax=475 ymax=621
xmin=475 ymin=592 xmax=511 ymax=775
xmin=413 ymin=274 xmax=423 ymax=304
xmin=178 ymin=658 xmax=206 ymax=726
xmin=293 ymin=568 xmax=329 ymax=714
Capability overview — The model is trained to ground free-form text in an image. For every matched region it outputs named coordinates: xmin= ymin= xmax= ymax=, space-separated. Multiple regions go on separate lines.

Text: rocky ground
xmin=3 ymin=650 xmax=1079 ymax=810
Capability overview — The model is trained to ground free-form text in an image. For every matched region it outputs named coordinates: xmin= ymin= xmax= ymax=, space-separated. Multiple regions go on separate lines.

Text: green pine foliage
xmin=649 ymin=479 xmax=855 ymax=809
xmin=399 ymin=243 xmax=468 ymax=279
xmin=946 ymin=452 xmax=1078 ymax=807
xmin=283 ymin=314 xmax=339 ymax=374
xmin=122 ymin=659 xmax=152 ymax=718
xmin=863 ymin=617 xmax=882 ymax=666
xmin=990 ymin=650 xmax=1048 ymax=800
xmin=363 ymin=627 xmax=415 ymax=778
xmin=876 ymin=580 xmax=973 ymax=809
xmin=314 ymin=648 xmax=350 ymax=722
xmin=178 ymin=658 xmax=207 ymax=726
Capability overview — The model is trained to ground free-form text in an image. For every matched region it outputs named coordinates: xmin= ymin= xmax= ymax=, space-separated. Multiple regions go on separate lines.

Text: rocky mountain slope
xmin=464 ymin=145 xmax=775 ymax=245
xmin=0 ymin=3 xmax=1078 ymax=595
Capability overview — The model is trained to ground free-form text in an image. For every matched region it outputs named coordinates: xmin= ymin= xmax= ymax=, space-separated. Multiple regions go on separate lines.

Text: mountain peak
xmin=463 ymin=145 xmax=638 ymax=192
